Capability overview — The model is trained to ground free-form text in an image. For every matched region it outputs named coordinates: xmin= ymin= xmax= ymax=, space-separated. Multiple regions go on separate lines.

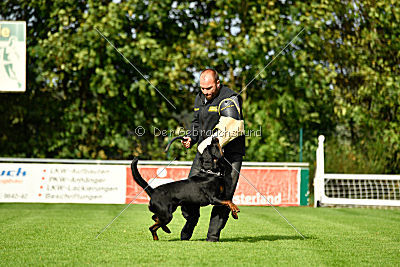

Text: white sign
xmin=0 ymin=21 xmax=26 ymax=92
xmin=0 ymin=163 xmax=126 ymax=204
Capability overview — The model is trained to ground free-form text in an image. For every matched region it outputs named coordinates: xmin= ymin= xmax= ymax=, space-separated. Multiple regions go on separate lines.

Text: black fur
xmin=131 ymin=137 xmax=239 ymax=240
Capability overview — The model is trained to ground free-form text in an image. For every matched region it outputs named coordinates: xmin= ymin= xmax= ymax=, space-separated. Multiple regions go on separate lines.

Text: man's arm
xmin=198 ymin=95 xmax=244 ymax=153
xmin=183 ymin=96 xmax=200 ymax=148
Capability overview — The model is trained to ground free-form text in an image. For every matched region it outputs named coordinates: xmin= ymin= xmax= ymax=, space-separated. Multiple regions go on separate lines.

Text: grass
xmin=0 ymin=203 xmax=399 ymax=266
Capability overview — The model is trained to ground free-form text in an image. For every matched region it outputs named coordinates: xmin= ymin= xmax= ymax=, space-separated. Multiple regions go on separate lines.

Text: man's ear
xmin=216 ymin=79 xmax=220 ymax=89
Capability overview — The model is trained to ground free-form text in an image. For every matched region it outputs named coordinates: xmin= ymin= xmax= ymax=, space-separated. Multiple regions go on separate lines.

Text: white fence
xmin=314 ymin=135 xmax=400 ymax=207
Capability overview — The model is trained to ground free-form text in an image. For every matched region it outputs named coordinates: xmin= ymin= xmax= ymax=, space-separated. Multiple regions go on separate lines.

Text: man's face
xmin=200 ymin=74 xmax=220 ymax=101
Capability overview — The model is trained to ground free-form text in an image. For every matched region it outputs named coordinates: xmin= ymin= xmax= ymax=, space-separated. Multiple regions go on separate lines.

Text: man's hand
xmin=181 ymin=136 xmax=191 ymax=149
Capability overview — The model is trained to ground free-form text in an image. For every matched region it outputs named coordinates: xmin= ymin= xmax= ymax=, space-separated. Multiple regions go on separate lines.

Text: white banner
xmin=0 ymin=160 xmax=309 ymax=205
xmin=0 ymin=21 xmax=26 ymax=92
xmin=0 ymin=163 xmax=126 ymax=204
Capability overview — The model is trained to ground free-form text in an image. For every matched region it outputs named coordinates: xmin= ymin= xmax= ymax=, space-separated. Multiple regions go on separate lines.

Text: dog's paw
xmin=161 ymin=225 xmax=171 ymax=234
xmin=231 ymin=210 xmax=239 ymax=220
xmin=231 ymin=205 xmax=240 ymax=219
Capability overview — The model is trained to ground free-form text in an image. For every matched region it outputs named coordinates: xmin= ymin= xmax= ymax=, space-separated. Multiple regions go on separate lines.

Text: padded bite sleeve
xmin=218 ymin=97 xmax=241 ymax=119
xmin=214 ymin=116 xmax=244 ymax=148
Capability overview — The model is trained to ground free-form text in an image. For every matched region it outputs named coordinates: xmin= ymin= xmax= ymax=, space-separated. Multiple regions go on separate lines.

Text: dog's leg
xmin=219 ymin=200 xmax=240 ymax=219
xmin=149 ymin=223 xmax=161 ymax=241
xmin=208 ymin=196 xmax=240 ymax=219
xmin=149 ymin=216 xmax=163 ymax=240
xmin=161 ymin=225 xmax=171 ymax=233
xmin=152 ymin=215 xmax=171 ymax=234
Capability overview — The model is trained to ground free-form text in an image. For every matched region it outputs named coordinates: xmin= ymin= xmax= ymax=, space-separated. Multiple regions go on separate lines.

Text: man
xmin=2 ymin=36 xmax=22 ymax=88
xmin=181 ymin=69 xmax=245 ymax=242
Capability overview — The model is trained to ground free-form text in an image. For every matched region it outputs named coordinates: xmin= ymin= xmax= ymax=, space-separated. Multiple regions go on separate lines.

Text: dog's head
xmin=200 ymin=137 xmax=224 ymax=172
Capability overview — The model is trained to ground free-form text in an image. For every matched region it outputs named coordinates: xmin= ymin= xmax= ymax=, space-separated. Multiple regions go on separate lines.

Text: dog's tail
xmin=164 ymin=136 xmax=185 ymax=153
xmin=131 ymin=158 xmax=154 ymax=196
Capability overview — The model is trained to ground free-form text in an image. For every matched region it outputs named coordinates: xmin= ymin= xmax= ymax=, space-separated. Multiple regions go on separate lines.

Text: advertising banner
xmin=125 ymin=166 xmax=301 ymax=206
xmin=0 ymin=163 xmax=126 ymax=204
xmin=0 ymin=21 xmax=26 ymax=92
xmin=1 ymin=162 xmax=306 ymax=206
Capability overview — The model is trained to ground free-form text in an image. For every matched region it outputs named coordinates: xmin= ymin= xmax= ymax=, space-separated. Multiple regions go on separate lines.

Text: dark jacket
xmin=188 ymin=85 xmax=245 ymax=156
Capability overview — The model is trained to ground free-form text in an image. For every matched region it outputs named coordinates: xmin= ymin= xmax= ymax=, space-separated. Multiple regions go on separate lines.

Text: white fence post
xmin=314 ymin=135 xmax=325 ymax=207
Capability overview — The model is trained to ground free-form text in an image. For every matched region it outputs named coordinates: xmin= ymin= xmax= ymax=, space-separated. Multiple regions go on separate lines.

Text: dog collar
xmin=200 ymin=169 xmax=221 ymax=176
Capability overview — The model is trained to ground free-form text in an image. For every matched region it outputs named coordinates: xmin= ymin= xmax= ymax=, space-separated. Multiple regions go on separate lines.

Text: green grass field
xmin=0 ymin=203 xmax=399 ymax=266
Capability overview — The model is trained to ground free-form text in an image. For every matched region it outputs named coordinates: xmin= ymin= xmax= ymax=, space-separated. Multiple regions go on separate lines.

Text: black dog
xmin=131 ymin=137 xmax=240 ymax=240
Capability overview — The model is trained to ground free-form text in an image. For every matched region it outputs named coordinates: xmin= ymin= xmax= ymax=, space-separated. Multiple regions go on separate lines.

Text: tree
xmin=1 ymin=0 xmax=399 ymax=175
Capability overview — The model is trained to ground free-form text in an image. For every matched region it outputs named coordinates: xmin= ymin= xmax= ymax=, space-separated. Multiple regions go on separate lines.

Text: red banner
xmin=126 ymin=165 xmax=300 ymax=206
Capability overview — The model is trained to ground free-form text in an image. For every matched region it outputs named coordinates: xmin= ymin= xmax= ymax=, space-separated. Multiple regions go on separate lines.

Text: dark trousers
xmin=180 ymin=152 xmax=243 ymax=241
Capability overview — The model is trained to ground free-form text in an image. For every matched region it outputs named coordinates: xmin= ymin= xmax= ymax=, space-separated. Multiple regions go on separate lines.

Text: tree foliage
xmin=0 ymin=0 xmax=399 ymax=173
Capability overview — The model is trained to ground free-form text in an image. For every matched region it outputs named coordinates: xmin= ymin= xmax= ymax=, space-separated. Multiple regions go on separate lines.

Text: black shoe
xmin=206 ymin=236 xmax=219 ymax=242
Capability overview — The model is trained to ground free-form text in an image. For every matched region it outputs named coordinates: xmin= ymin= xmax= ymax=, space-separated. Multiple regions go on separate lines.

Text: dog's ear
xmin=199 ymin=155 xmax=205 ymax=167
xmin=201 ymin=145 xmax=212 ymax=161
xmin=201 ymin=147 xmax=214 ymax=170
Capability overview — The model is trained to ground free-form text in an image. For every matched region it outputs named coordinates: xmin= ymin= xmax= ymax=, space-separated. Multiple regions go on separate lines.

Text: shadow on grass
xmin=220 ymin=235 xmax=308 ymax=242
xmin=167 ymin=235 xmax=316 ymax=242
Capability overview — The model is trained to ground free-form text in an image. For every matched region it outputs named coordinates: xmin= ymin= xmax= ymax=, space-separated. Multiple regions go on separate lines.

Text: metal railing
xmin=0 ymin=157 xmax=309 ymax=168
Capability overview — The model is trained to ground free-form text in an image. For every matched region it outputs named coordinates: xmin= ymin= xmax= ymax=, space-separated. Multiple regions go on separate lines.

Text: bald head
xmin=200 ymin=69 xmax=220 ymax=101
xmin=200 ymin=69 xmax=219 ymax=83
